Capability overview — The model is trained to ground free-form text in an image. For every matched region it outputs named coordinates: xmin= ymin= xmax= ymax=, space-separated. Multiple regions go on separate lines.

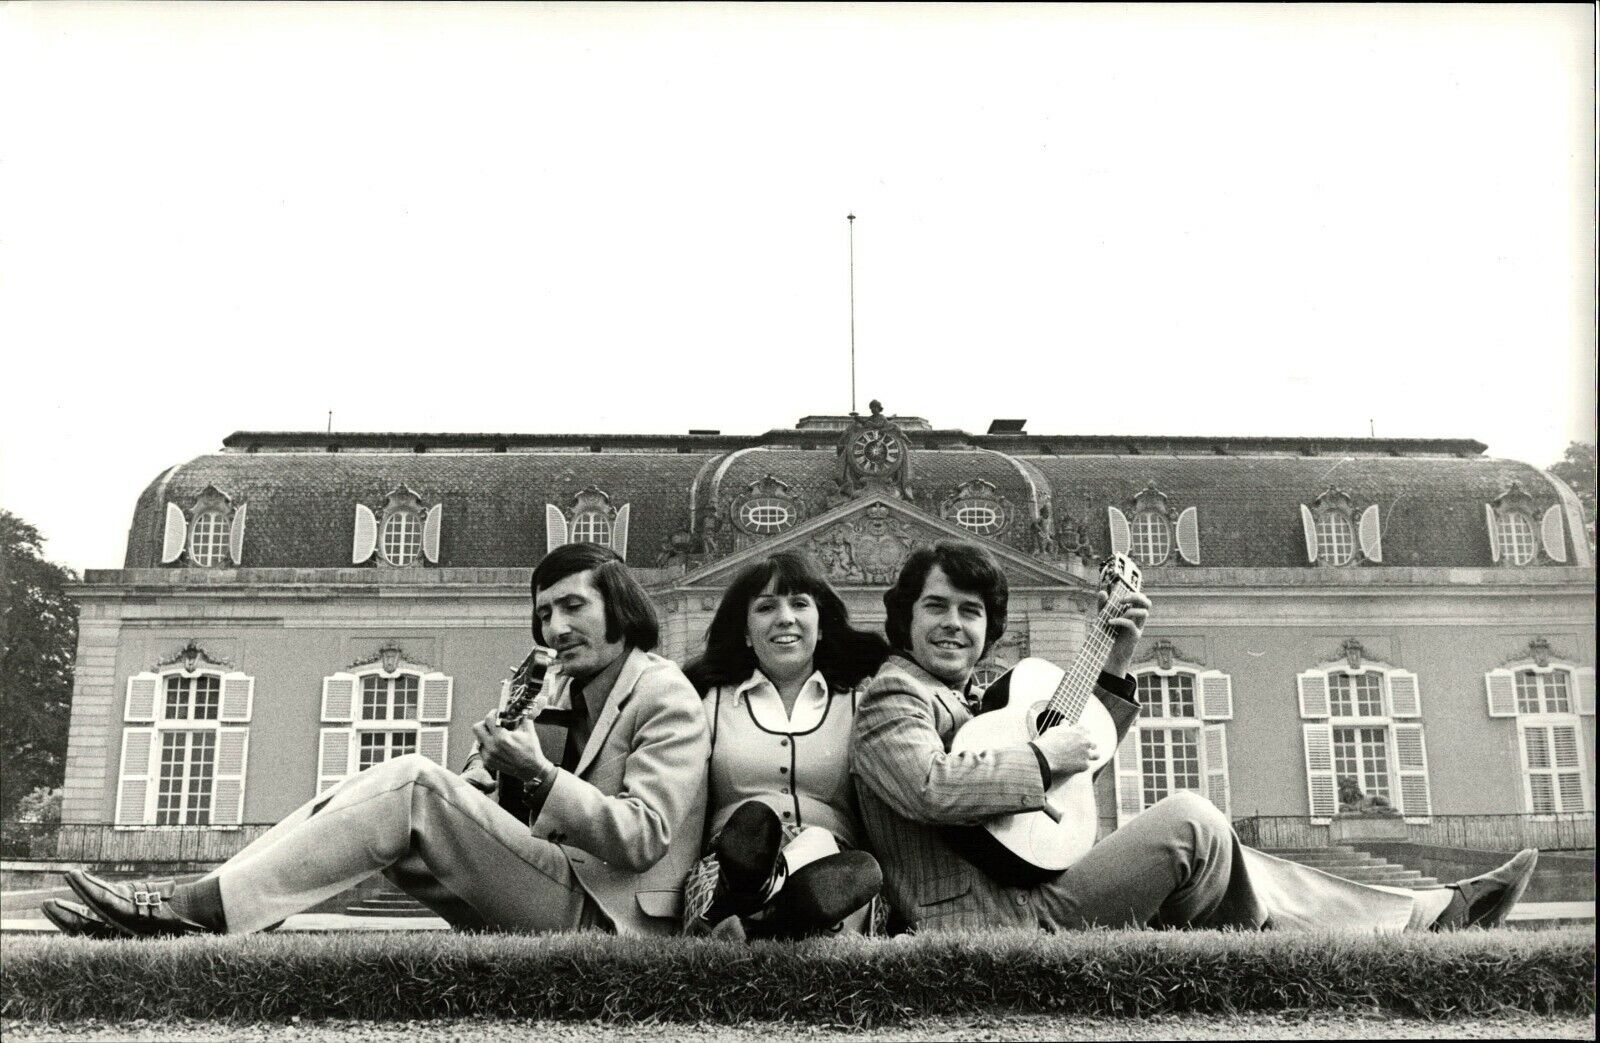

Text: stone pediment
xmin=677 ymin=494 xmax=1088 ymax=590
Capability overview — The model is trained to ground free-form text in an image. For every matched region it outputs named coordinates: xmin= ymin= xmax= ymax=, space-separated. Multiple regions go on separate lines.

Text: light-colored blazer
xmin=530 ymin=647 xmax=709 ymax=936
xmin=851 ymin=654 xmax=1136 ymax=932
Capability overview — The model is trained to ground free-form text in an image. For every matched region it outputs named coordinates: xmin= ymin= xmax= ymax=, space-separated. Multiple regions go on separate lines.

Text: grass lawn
xmin=2 ymin=927 xmax=1592 ymax=1027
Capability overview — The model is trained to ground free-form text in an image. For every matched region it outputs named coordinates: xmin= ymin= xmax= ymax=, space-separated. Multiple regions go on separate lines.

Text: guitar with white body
xmin=944 ymin=554 xmax=1143 ymax=887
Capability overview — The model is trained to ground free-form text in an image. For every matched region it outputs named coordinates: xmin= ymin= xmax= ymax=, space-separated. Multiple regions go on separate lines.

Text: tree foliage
xmin=1548 ymin=441 xmax=1596 ymax=554
xmin=0 ymin=511 xmax=79 ymax=819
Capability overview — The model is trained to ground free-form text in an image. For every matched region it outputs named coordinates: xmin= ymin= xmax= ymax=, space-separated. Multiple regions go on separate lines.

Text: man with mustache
xmin=54 ymin=543 xmax=708 ymax=938
xmin=852 ymin=541 xmax=1537 ymax=934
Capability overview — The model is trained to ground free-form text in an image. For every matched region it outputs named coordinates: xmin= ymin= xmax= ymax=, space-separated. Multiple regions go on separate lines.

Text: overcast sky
xmin=1 ymin=2 xmax=1594 ymax=573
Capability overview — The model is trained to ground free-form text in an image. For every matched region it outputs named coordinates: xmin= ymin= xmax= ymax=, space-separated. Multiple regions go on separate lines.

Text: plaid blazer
xmin=851 ymin=654 xmax=1138 ymax=932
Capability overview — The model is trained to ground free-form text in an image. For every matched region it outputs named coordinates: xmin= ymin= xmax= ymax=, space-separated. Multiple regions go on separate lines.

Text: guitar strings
xmin=1036 ymin=590 xmax=1131 ymax=733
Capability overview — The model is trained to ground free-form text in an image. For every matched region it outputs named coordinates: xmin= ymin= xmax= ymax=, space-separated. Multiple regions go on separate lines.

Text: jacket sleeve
xmin=536 ymin=666 xmax=709 ymax=873
xmin=851 ymin=668 xmax=1045 ymax=826
xmin=1095 ymin=670 xmax=1140 ymax=744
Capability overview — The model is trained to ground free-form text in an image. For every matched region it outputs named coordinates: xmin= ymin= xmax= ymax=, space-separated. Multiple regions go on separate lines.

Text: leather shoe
xmin=761 ymin=850 xmax=882 ymax=941
xmin=40 ymin=898 xmax=129 ymax=940
xmin=1433 ymin=848 xmax=1539 ymax=929
xmin=711 ymin=802 xmax=785 ymax=918
xmin=66 ymin=869 xmax=214 ymax=938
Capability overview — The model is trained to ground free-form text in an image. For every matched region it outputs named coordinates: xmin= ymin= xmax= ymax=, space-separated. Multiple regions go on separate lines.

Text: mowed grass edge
xmin=2 ymin=927 xmax=1593 ymax=1026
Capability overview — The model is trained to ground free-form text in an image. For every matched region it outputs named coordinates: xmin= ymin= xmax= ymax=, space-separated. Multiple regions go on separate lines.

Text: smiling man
xmin=851 ymin=541 xmax=1538 ymax=935
xmin=54 ymin=543 xmax=708 ymax=940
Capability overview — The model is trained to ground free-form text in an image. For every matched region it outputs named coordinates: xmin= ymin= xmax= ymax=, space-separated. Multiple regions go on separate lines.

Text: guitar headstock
xmin=1099 ymin=553 xmax=1143 ymax=597
xmin=502 ymin=645 xmax=558 ymax=724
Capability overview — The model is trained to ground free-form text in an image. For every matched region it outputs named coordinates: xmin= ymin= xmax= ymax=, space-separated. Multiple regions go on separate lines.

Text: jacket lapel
xmin=890 ymin=655 xmax=971 ymax=728
xmin=572 ymin=647 xmax=647 ymax=778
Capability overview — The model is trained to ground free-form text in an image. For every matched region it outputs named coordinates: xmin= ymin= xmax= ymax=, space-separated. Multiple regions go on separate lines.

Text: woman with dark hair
xmin=681 ymin=551 xmax=890 ymax=939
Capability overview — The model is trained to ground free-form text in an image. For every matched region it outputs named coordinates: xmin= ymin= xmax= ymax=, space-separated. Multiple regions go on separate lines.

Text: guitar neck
xmin=1040 ymin=592 xmax=1128 ymax=729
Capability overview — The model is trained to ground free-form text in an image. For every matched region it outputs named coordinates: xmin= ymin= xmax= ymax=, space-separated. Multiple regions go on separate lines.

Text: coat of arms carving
xmin=804 ymin=503 xmax=924 ymax=584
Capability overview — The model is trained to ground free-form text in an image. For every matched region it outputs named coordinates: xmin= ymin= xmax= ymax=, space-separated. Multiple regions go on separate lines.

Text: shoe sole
xmin=40 ymin=899 xmax=131 ymax=940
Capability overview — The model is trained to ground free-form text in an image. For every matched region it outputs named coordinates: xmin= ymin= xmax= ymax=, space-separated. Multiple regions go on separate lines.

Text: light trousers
xmin=203 ymin=754 xmax=601 ymax=934
xmin=1031 ymin=792 xmax=1426 ymax=932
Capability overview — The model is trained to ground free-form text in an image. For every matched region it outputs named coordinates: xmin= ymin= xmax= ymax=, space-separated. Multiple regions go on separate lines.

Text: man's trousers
xmin=202 ymin=754 xmax=603 ymax=934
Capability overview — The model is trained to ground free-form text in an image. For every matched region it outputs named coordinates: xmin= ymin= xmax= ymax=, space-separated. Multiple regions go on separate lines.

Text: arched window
xmin=1496 ymin=512 xmax=1538 ymax=566
xmin=1129 ymin=511 xmax=1171 ymax=566
xmin=1114 ymin=663 xmax=1233 ymax=826
xmin=1314 ymin=511 xmax=1355 ymax=566
xmin=1298 ymin=650 xmax=1430 ymax=823
xmin=738 ymin=498 xmax=794 ymax=535
xmin=380 ymin=510 xmax=423 ymax=566
xmin=571 ymin=510 xmax=612 ymax=546
xmin=319 ymin=662 xmax=453 ymax=793
xmin=188 ymin=511 xmax=229 ymax=566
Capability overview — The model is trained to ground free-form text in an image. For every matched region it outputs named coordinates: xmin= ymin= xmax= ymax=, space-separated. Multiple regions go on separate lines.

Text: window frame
xmin=1314 ymin=509 xmax=1356 ymax=566
xmin=379 ymin=508 xmax=424 ymax=566
xmin=117 ymin=665 xmax=251 ymax=829
xmin=1128 ymin=510 xmax=1173 ymax=566
xmin=187 ymin=509 xmax=230 ymax=567
xmin=570 ymin=509 xmax=613 ymax=546
xmin=1503 ymin=663 xmax=1593 ymax=816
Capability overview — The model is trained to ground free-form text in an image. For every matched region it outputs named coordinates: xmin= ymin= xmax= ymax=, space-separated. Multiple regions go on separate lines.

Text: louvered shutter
xmin=1112 ymin=726 xmax=1143 ymax=827
xmin=546 ymin=504 xmax=569 ymax=553
xmin=1575 ymin=667 xmax=1595 ymax=715
xmin=1107 ymin=507 xmax=1130 ymax=557
xmin=212 ymin=729 xmax=249 ymax=826
xmin=1301 ymin=723 xmax=1338 ymax=822
xmin=1175 ymin=506 xmax=1200 ymax=564
xmin=125 ymin=673 xmax=160 ymax=722
xmin=1386 ymin=670 xmax=1421 ymax=718
xmin=161 ymin=504 xmax=188 ymax=564
xmin=321 ymin=673 xmax=358 ymax=722
xmin=420 ymin=674 xmax=453 ymax=722
xmin=612 ymin=504 xmax=631 ymax=560
xmin=1358 ymin=505 xmax=1382 ymax=563
xmin=1520 ymin=725 xmax=1556 ymax=813
xmin=1201 ymin=723 xmax=1230 ymax=814
xmin=1198 ymin=670 xmax=1233 ymax=720
xmin=1485 ymin=505 xmax=1502 ymax=563
xmin=220 ymin=673 xmax=254 ymax=722
xmin=228 ymin=503 xmax=248 ymax=565
xmin=353 ymin=504 xmax=378 ymax=563
xmin=1540 ymin=504 xmax=1567 ymax=563
xmin=115 ymin=728 xmax=157 ymax=825
xmin=1391 ymin=723 xmax=1432 ymax=820
xmin=1550 ymin=724 xmax=1589 ymax=812
xmin=418 ymin=727 xmax=449 ymax=766
xmin=317 ymin=728 xmax=354 ymax=793
xmin=1483 ymin=669 xmax=1518 ymax=718
xmin=1299 ymin=505 xmax=1319 ymax=564
xmin=422 ymin=503 xmax=442 ymax=564
xmin=1297 ymin=671 xmax=1330 ymax=718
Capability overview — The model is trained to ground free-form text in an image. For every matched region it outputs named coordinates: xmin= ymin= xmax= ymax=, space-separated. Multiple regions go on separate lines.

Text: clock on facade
xmin=848 ymin=427 xmax=905 ymax=476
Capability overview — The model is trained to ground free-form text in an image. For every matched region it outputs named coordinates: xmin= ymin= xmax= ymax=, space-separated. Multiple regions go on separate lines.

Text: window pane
xmin=393 ymin=676 xmax=419 ymax=721
xmin=188 ymin=511 xmax=229 ymax=566
xmin=1141 ymin=729 xmax=1170 ymax=808
xmin=952 ymin=500 xmax=1002 ymax=536
xmin=1545 ymin=671 xmax=1571 ymax=713
xmin=381 ymin=511 xmax=422 ymax=565
xmin=1137 ymin=674 xmax=1162 ymax=718
xmin=1354 ymin=673 xmax=1384 ymax=716
xmin=1514 ymin=671 xmax=1541 ymax=714
xmin=1169 ymin=674 xmax=1196 ymax=719
xmin=1333 ymin=726 xmax=1360 ymax=787
xmin=361 ymin=676 xmax=387 ymax=720
xmin=1358 ymin=726 xmax=1389 ymax=799
xmin=738 ymin=498 xmax=794 ymax=534
xmin=1315 ymin=512 xmax=1354 ymax=565
xmin=1497 ymin=513 xmax=1537 ymax=566
xmin=571 ymin=511 xmax=612 ymax=546
xmin=165 ymin=675 xmax=188 ymax=720
xmin=193 ymin=675 xmax=220 ymax=720
xmin=1170 ymin=729 xmax=1201 ymax=791
xmin=156 ymin=730 xmax=214 ymax=826
xmin=1329 ymin=674 xmax=1353 ymax=717
xmin=1129 ymin=511 xmax=1171 ymax=566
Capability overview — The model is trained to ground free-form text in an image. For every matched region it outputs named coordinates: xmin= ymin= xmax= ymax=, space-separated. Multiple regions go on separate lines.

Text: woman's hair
xmin=882 ymin=541 xmax=1008 ymax=658
xmin=529 ymin=543 xmax=659 ymax=652
xmin=684 ymin=551 xmax=890 ymax=695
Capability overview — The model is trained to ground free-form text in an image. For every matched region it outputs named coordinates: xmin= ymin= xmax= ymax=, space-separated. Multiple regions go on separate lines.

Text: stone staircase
xmin=1263 ymin=845 xmax=1441 ymax=888
xmin=344 ymin=886 xmax=435 ymax=918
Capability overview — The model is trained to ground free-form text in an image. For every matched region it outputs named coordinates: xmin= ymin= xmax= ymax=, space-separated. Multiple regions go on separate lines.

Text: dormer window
xmin=571 ymin=509 xmax=612 ymax=546
xmin=380 ymin=509 xmax=423 ymax=566
xmin=545 ymin=486 xmax=632 ymax=558
xmin=1299 ymin=486 xmax=1381 ymax=567
xmin=1129 ymin=511 xmax=1171 ymax=566
xmin=731 ymin=475 xmax=802 ymax=538
xmin=1496 ymin=512 xmax=1538 ymax=565
xmin=1109 ymin=484 xmax=1200 ymax=566
xmin=1314 ymin=511 xmax=1356 ymax=565
xmin=1486 ymin=481 xmax=1568 ymax=566
xmin=353 ymin=487 xmax=442 ymax=568
xmin=188 ymin=510 xmax=230 ymax=567
xmin=941 ymin=479 xmax=1012 ymax=537
xmin=161 ymin=486 xmax=247 ymax=568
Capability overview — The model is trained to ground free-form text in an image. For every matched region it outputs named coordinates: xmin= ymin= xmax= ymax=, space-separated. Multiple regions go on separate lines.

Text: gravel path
xmin=5 ymin=1014 xmax=1594 ymax=1041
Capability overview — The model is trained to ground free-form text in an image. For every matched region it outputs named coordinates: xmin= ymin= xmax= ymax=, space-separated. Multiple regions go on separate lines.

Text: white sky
xmin=0 ymin=2 xmax=1594 ymax=573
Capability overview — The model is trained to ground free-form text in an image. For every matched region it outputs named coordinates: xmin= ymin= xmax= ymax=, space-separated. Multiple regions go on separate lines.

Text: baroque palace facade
xmin=62 ymin=406 xmax=1595 ymax=845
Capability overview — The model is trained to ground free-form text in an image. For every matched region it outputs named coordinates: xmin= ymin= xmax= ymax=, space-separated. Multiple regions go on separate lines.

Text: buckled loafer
xmin=761 ymin=850 xmax=883 ymax=941
xmin=66 ymin=869 xmax=213 ymax=938
xmin=1433 ymin=848 xmax=1539 ymax=930
xmin=40 ymin=898 xmax=130 ymax=940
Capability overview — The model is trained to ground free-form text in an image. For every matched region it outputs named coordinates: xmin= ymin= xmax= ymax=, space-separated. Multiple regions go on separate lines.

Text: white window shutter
xmin=1484 ymin=669 xmax=1518 ymax=718
xmin=125 ymin=673 xmax=160 ymax=722
xmin=1174 ymin=506 xmax=1200 ymax=564
xmin=317 ymin=727 xmax=354 ymax=793
xmin=115 ymin=728 xmax=157 ymax=825
xmin=1550 ymin=724 xmax=1590 ymax=812
xmin=418 ymin=727 xmax=449 ymax=766
xmin=321 ymin=673 xmax=358 ymax=722
xmin=1575 ymin=667 xmax=1595 ymax=716
xmin=1520 ymin=724 xmax=1554 ymax=814
xmin=1198 ymin=670 xmax=1233 ymax=721
xmin=212 ymin=728 xmax=249 ymax=826
xmin=220 ymin=673 xmax=254 ymax=722
xmin=1107 ymin=507 xmax=1130 ymax=557
xmin=420 ymin=673 xmax=453 ymax=722
xmin=1299 ymin=505 xmax=1319 ymax=564
xmin=1358 ymin=504 xmax=1382 ymax=563
xmin=1112 ymin=726 xmax=1144 ymax=828
xmin=422 ymin=503 xmax=443 ymax=564
xmin=161 ymin=503 xmax=188 ymax=564
xmin=546 ymin=504 xmax=569 ymax=553
xmin=1386 ymin=669 xmax=1421 ymax=718
xmin=1540 ymin=504 xmax=1567 ymax=563
xmin=1391 ymin=723 xmax=1432 ymax=821
xmin=1201 ymin=723 xmax=1230 ymax=815
xmin=228 ymin=502 xmax=248 ymax=565
xmin=1301 ymin=723 xmax=1337 ymax=822
xmin=1484 ymin=504 xmax=1501 ymax=563
xmin=1297 ymin=671 xmax=1330 ymax=718
xmin=612 ymin=504 xmax=631 ymax=561
xmin=353 ymin=504 xmax=378 ymax=564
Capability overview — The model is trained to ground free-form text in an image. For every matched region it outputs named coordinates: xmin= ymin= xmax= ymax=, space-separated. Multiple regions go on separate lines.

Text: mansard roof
xmin=124 ymin=422 xmax=1577 ymax=570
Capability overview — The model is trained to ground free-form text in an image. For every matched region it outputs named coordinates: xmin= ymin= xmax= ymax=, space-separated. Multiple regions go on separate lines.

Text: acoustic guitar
xmin=944 ymin=554 xmax=1144 ymax=887
xmin=491 ymin=645 xmax=562 ymax=823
